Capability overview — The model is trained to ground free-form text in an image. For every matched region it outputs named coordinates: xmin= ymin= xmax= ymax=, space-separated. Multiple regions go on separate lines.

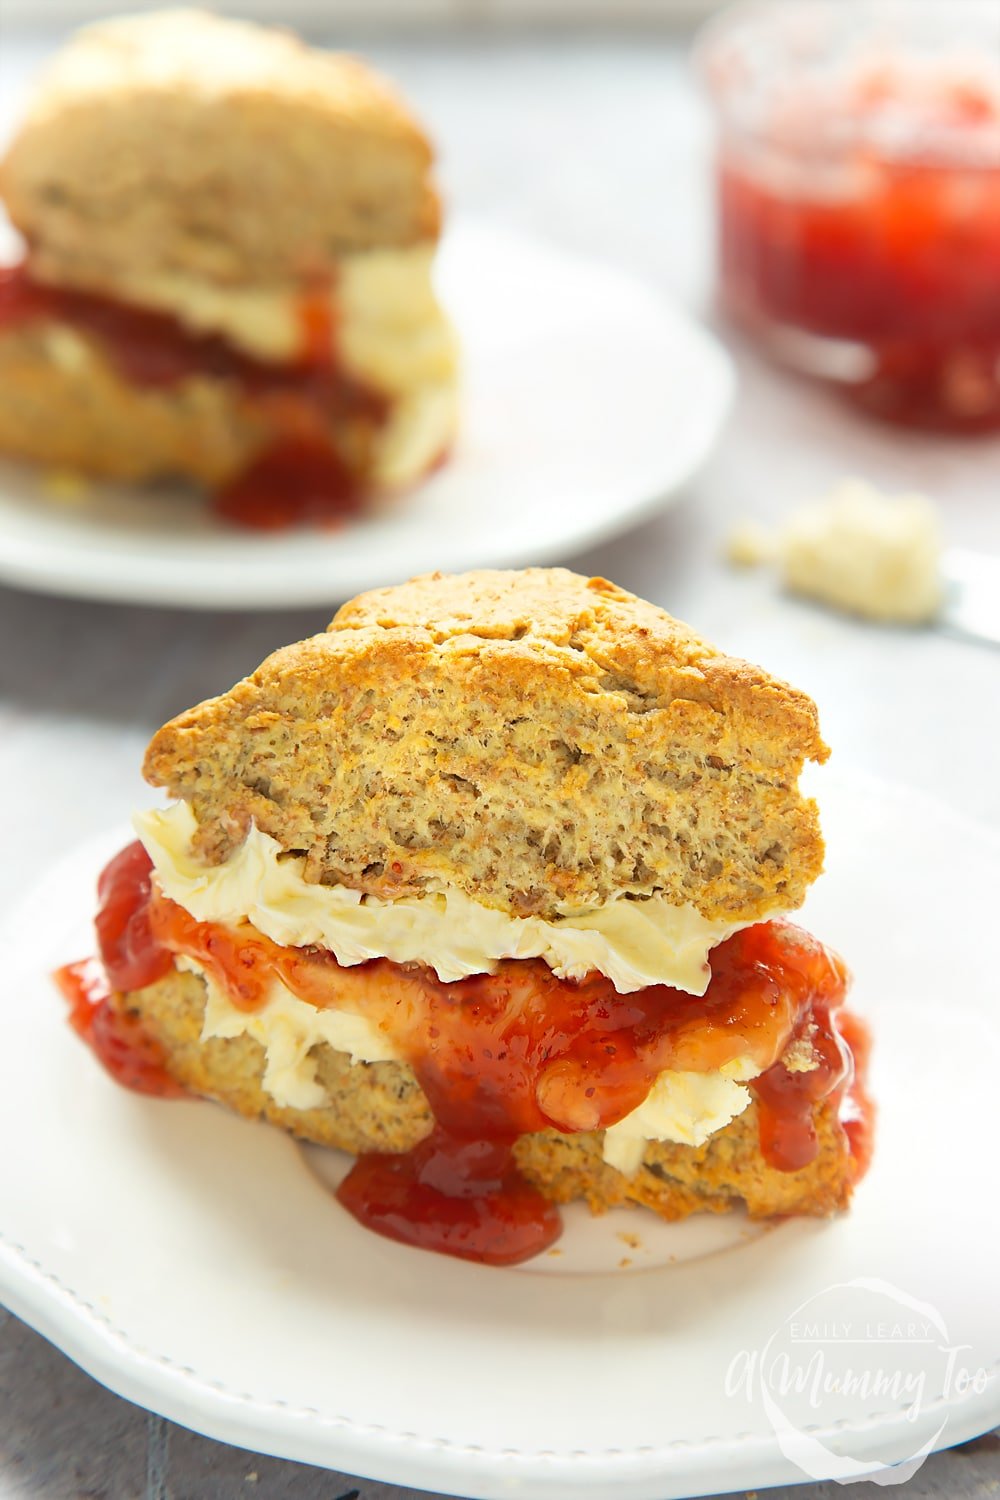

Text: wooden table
xmin=1 ymin=25 xmax=998 ymax=1500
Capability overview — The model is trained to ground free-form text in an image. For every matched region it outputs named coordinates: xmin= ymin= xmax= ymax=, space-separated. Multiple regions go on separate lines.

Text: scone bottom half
xmin=55 ymin=568 xmax=874 ymax=1266
xmin=0 ymin=10 xmax=457 ymax=528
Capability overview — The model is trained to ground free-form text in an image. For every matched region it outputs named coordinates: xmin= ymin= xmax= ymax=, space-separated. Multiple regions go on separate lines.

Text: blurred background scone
xmin=0 ymin=8 xmax=458 ymax=528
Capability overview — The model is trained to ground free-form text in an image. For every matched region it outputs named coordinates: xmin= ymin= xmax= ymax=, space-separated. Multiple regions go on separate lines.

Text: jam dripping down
xmin=53 ymin=958 xmax=185 ymax=1098
xmin=212 ymin=438 xmax=362 ymax=530
xmin=53 ymin=843 xmax=183 ymax=1097
xmin=0 ymin=263 xmax=388 ymax=529
xmin=95 ymin=838 xmax=175 ymax=993
xmin=59 ymin=841 xmax=873 ymax=1264
xmin=336 ymin=1129 xmax=562 ymax=1267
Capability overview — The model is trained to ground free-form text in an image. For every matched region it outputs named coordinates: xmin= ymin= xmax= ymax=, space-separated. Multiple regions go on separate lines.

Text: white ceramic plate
xmin=1 ymin=770 xmax=998 ymax=1498
xmin=0 ymin=221 xmax=733 ymax=610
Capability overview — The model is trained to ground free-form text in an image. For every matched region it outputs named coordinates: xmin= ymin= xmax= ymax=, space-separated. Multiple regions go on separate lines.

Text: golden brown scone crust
xmin=122 ymin=966 xmax=857 ymax=1221
xmin=145 ymin=568 xmax=828 ymax=924
xmin=0 ymin=321 xmax=384 ymax=486
xmin=1 ymin=10 xmax=440 ymax=285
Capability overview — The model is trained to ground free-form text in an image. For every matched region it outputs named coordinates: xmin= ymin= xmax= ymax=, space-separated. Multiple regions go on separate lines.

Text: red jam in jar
xmin=700 ymin=2 xmax=1000 ymax=430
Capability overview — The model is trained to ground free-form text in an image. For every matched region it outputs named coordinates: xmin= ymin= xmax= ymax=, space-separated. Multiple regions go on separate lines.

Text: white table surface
xmin=0 ymin=27 xmax=998 ymax=1500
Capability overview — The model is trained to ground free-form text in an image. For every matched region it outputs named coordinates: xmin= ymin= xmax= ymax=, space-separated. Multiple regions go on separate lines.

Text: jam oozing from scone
xmin=59 ymin=841 xmax=872 ymax=1264
xmin=147 ymin=889 xmax=854 ymax=1135
xmin=212 ymin=438 xmax=362 ymax=530
xmin=0 ymin=262 xmax=388 ymax=529
xmin=53 ymin=958 xmax=185 ymax=1098
xmin=336 ymin=1127 xmax=563 ymax=1266
xmin=95 ymin=839 xmax=174 ymax=994
xmin=52 ymin=844 xmax=183 ymax=1097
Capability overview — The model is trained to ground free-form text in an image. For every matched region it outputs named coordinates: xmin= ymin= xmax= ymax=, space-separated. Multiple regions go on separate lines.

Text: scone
xmin=0 ymin=10 xmax=457 ymax=528
xmin=56 ymin=569 xmax=873 ymax=1265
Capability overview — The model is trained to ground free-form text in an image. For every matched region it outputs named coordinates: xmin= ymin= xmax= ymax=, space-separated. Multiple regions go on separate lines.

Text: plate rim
xmin=3 ymin=1227 xmax=997 ymax=1499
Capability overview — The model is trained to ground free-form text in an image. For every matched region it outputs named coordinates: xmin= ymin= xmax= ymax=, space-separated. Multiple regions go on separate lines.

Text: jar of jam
xmin=696 ymin=1 xmax=1000 ymax=432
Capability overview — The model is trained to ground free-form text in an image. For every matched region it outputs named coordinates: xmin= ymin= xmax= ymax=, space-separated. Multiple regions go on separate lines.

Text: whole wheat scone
xmin=90 ymin=566 xmax=867 ymax=1247
xmin=122 ymin=967 xmax=857 ymax=1221
xmin=1 ymin=9 xmax=440 ymax=287
xmin=145 ymin=568 xmax=828 ymax=923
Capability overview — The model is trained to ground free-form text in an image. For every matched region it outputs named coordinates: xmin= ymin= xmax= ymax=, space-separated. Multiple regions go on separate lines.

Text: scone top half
xmin=144 ymin=569 xmax=827 ymax=957
xmin=1 ymin=8 xmax=440 ymax=287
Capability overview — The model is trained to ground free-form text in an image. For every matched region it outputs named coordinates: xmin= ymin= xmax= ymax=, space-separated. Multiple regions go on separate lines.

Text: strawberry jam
xmin=54 ymin=842 xmax=183 ymax=1097
xmin=0 ymin=261 xmax=387 ymax=528
xmin=336 ymin=1128 xmax=562 ymax=1267
xmin=213 ymin=438 xmax=363 ymax=530
xmin=147 ymin=887 xmax=869 ymax=1263
xmin=147 ymin=895 xmax=849 ymax=1134
xmin=95 ymin=841 xmax=174 ymax=993
xmin=706 ymin=39 xmax=1000 ymax=430
xmin=59 ymin=839 xmax=873 ymax=1264
xmin=752 ymin=1000 xmax=852 ymax=1172
xmin=53 ymin=957 xmax=184 ymax=1098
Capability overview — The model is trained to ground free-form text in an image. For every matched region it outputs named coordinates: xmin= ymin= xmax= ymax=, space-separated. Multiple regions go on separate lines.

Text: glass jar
xmin=696 ymin=1 xmax=1000 ymax=432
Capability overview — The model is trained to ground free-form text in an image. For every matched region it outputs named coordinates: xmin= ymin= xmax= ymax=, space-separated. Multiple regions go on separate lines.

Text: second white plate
xmin=0 ymin=221 xmax=734 ymax=609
